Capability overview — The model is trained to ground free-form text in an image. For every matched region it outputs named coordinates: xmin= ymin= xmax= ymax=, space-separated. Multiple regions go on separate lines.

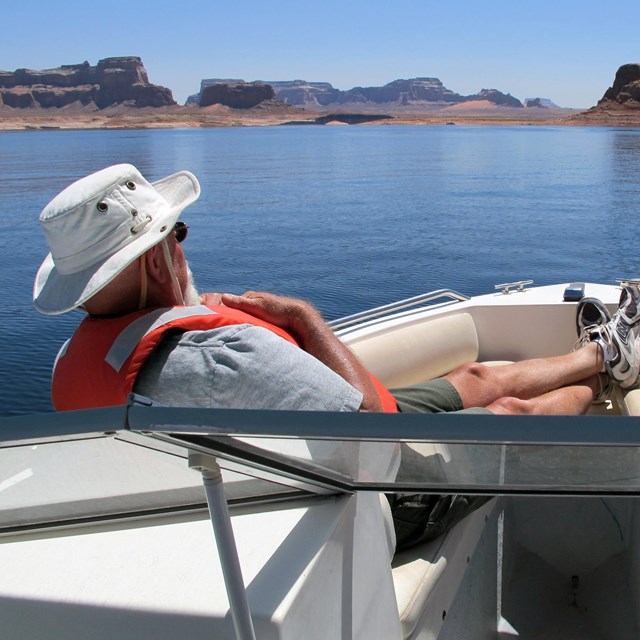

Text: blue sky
xmin=3 ymin=0 xmax=639 ymax=108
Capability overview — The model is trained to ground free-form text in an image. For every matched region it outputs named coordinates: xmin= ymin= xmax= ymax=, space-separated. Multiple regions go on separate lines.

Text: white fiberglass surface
xmin=0 ymin=435 xmax=301 ymax=532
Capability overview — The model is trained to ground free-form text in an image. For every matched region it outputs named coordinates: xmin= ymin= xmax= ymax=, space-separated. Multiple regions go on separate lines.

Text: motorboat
xmin=1 ymin=280 xmax=639 ymax=640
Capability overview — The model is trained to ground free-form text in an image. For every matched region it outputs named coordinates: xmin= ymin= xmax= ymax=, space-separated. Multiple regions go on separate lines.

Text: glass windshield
xmin=3 ymin=406 xmax=640 ymax=533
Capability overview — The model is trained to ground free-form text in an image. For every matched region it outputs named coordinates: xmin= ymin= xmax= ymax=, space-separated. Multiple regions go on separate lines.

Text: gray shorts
xmin=390 ymin=378 xmax=493 ymax=415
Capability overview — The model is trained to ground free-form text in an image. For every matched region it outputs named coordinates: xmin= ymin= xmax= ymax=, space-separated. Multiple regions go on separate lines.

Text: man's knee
xmin=487 ymin=396 xmax=534 ymax=415
xmin=448 ymin=362 xmax=492 ymax=384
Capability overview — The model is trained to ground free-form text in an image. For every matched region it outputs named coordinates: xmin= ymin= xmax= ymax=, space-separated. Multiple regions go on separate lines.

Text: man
xmin=34 ymin=162 xmax=640 ymax=415
xmin=33 ymin=164 xmax=640 ymax=547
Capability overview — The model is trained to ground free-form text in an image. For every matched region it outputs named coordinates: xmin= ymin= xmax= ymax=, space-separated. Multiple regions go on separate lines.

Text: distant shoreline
xmin=1 ymin=103 xmax=638 ymax=131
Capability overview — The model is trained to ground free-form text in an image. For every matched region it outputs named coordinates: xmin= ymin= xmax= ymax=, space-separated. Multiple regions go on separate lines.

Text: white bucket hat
xmin=33 ymin=163 xmax=200 ymax=315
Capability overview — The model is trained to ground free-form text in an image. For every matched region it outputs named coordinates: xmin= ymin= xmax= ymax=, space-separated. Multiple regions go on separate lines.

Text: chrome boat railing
xmin=328 ymin=289 xmax=470 ymax=331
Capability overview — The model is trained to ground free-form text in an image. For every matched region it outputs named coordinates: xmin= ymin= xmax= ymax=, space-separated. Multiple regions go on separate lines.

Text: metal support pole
xmin=189 ymin=452 xmax=257 ymax=640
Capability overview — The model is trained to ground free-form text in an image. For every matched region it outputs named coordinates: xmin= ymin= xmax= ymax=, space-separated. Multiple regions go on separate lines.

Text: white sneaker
xmin=600 ymin=286 xmax=640 ymax=389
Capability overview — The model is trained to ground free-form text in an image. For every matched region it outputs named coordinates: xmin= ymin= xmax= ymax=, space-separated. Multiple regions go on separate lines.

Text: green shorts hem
xmin=390 ymin=378 xmax=493 ymax=415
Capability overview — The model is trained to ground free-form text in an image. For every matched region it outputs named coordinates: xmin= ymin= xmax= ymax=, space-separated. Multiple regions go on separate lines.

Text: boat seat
xmin=619 ymin=387 xmax=640 ymax=416
xmin=348 ymin=312 xmax=509 ymax=389
xmin=348 ymin=314 xmax=501 ymax=636
xmin=348 ymin=312 xmax=481 ymax=389
xmin=392 ymin=498 xmax=496 ymax=639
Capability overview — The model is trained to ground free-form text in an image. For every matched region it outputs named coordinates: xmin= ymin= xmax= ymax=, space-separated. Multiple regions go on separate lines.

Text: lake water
xmin=1 ymin=124 xmax=640 ymax=416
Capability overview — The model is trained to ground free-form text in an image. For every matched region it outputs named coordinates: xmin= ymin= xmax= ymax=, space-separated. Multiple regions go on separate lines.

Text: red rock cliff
xmin=0 ymin=57 xmax=175 ymax=109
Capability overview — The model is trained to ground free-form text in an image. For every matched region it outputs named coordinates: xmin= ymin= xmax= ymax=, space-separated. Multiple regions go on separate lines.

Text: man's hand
xmin=221 ymin=291 xmax=318 ymax=335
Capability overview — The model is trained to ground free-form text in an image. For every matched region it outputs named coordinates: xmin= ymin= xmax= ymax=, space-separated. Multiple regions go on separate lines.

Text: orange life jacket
xmin=52 ymin=304 xmax=398 ymax=413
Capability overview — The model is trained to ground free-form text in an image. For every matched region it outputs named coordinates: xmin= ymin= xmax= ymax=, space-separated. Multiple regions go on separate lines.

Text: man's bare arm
xmin=220 ymin=291 xmax=383 ymax=412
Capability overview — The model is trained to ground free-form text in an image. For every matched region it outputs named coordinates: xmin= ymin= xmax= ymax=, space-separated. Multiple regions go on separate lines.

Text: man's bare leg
xmin=445 ymin=342 xmax=604 ymax=409
xmin=485 ymin=378 xmax=599 ymax=415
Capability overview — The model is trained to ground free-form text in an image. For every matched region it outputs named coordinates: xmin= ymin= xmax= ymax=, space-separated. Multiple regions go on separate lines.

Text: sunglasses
xmin=173 ymin=221 xmax=189 ymax=243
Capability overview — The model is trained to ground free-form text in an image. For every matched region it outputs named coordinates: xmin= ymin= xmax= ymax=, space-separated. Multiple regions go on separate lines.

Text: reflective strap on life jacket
xmin=106 ymin=305 xmax=217 ymax=371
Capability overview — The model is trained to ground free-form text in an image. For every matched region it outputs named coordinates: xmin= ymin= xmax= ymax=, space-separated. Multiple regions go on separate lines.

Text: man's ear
xmin=145 ymin=245 xmax=167 ymax=283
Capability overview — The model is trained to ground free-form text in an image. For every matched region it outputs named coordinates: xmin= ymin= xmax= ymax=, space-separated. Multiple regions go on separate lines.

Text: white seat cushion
xmin=392 ymin=499 xmax=495 ymax=639
xmin=349 ymin=313 xmax=480 ymax=389
xmin=621 ymin=388 xmax=640 ymax=415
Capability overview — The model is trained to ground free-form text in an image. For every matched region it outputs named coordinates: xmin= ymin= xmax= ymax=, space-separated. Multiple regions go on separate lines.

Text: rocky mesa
xmin=199 ymin=82 xmax=279 ymax=109
xmin=600 ymin=63 xmax=640 ymax=105
xmin=0 ymin=57 xmax=175 ymax=109
xmin=187 ymin=77 xmax=524 ymax=110
xmin=567 ymin=63 xmax=640 ymax=125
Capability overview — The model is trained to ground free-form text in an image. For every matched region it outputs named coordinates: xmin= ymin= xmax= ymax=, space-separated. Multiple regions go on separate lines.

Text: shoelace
xmin=573 ymin=322 xmax=612 ymax=352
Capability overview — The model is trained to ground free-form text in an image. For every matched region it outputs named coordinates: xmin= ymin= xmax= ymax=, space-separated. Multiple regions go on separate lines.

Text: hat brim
xmin=33 ymin=170 xmax=200 ymax=315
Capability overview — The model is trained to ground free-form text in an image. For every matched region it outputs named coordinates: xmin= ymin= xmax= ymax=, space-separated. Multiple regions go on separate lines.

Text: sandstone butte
xmin=0 ymin=57 xmax=638 ymax=131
